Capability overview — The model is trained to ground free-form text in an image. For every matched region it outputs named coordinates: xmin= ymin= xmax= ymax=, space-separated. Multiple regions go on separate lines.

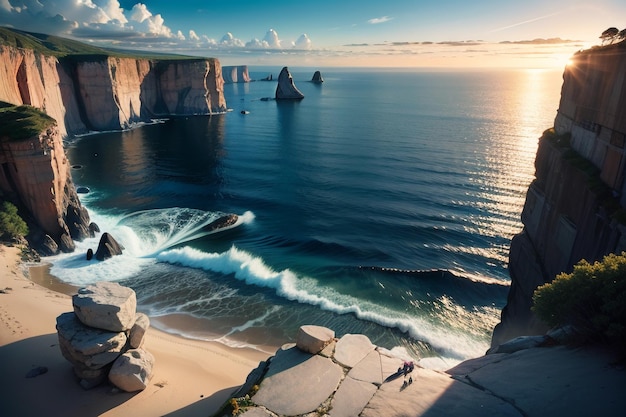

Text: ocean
xmin=49 ymin=68 xmax=564 ymax=369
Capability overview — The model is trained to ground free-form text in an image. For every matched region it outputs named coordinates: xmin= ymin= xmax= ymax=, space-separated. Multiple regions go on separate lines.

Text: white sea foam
xmin=156 ymin=245 xmax=490 ymax=360
xmin=48 ymin=207 xmax=253 ymax=286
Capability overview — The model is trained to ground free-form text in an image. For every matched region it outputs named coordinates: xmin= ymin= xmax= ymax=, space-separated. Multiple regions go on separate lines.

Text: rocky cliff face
xmin=0 ymin=44 xmax=227 ymax=254
xmin=0 ymin=118 xmax=91 ymax=253
xmin=0 ymin=45 xmax=226 ymax=136
xmin=492 ymin=41 xmax=626 ymax=346
xmin=222 ymin=65 xmax=250 ymax=83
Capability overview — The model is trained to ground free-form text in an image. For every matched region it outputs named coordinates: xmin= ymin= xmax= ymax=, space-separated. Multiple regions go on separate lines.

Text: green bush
xmin=0 ymin=201 xmax=29 ymax=240
xmin=532 ymin=253 xmax=626 ymax=345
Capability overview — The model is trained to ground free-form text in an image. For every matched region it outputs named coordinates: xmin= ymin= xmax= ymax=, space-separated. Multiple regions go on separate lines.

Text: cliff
xmin=222 ymin=65 xmax=251 ymax=83
xmin=0 ymin=105 xmax=92 ymax=253
xmin=0 ymin=28 xmax=227 ymax=253
xmin=0 ymin=34 xmax=226 ymax=136
xmin=492 ymin=40 xmax=626 ymax=346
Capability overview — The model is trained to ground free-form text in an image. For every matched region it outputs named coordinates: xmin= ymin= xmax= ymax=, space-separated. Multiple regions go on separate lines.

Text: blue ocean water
xmin=51 ymin=68 xmax=563 ymax=368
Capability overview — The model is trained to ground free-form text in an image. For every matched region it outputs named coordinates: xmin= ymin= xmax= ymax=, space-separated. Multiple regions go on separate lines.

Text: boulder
xmin=334 ymin=333 xmax=376 ymax=368
xmin=296 ymin=325 xmax=335 ymax=354
xmin=311 ymin=70 xmax=324 ymax=83
xmin=72 ymin=281 xmax=137 ymax=332
xmin=95 ymin=232 xmax=123 ymax=261
xmin=109 ymin=348 xmax=155 ymax=392
xmin=88 ymin=222 xmax=100 ymax=238
xmin=129 ymin=313 xmax=150 ymax=349
xmin=275 ymin=67 xmax=304 ymax=100
xmin=205 ymin=213 xmax=238 ymax=231
xmin=86 ymin=248 xmax=93 ymax=260
xmin=56 ymin=312 xmax=128 ymax=369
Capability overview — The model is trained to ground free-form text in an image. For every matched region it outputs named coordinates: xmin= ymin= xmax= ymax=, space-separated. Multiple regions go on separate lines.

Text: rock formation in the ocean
xmin=94 ymin=232 xmax=123 ymax=261
xmin=0 ymin=28 xmax=227 ymax=137
xmin=311 ymin=70 xmax=324 ymax=83
xmin=275 ymin=67 xmax=304 ymax=100
xmin=222 ymin=65 xmax=251 ymax=83
xmin=56 ymin=282 xmax=154 ymax=391
xmin=492 ymin=39 xmax=626 ymax=346
xmin=0 ymin=105 xmax=92 ymax=254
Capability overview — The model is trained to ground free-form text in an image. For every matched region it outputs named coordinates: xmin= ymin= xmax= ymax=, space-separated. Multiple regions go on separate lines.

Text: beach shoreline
xmin=0 ymin=243 xmax=271 ymax=417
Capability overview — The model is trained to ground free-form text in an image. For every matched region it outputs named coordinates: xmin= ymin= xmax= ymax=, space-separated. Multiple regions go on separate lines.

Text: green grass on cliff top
xmin=0 ymin=26 xmax=203 ymax=60
xmin=0 ymin=103 xmax=56 ymax=141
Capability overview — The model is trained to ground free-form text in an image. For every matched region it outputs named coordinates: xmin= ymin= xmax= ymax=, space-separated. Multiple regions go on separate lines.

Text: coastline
xmin=0 ymin=244 xmax=270 ymax=417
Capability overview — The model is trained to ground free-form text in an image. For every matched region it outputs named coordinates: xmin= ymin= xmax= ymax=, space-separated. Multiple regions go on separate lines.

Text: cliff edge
xmin=0 ymin=28 xmax=226 ymax=137
xmin=492 ymin=40 xmax=626 ymax=345
xmin=0 ymin=104 xmax=92 ymax=253
xmin=0 ymin=27 xmax=228 ymax=253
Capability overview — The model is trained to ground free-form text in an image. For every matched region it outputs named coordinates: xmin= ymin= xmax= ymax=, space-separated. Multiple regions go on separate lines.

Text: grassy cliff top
xmin=0 ymin=26 xmax=205 ymax=60
xmin=0 ymin=103 xmax=56 ymax=141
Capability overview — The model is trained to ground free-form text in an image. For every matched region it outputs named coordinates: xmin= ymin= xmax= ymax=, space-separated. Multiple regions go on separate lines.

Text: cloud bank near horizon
xmin=0 ymin=0 xmax=313 ymax=52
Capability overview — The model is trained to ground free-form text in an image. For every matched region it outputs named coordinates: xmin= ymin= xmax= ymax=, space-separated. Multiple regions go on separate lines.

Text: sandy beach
xmin=0 ymin=244 xmax=270 ymax=417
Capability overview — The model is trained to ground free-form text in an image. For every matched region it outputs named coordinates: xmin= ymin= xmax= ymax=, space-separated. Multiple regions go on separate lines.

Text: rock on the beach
xmin=296 ymin=325 xmax=335 ymax=354
xmin=334 ymin=333 xmax=376 ymax=368
xmin=95 ymin=232 xmax=123 ymax=261
xmin=330 ymin=376 xmax=377 ymax=417
xmin=73 ymin=281 xmax=137 ymax=332
xmin=56 ymin=312 xmax=128 ymax=369
xmin=129 ymin=313 xmax=150 ymax=349
xmin=252 ymin=344 xmax=343 ymax=416
xmin=275 ymin=67 xmax=304 ymax=100
xmin=109 ymin=348 xmax=155 ymax=392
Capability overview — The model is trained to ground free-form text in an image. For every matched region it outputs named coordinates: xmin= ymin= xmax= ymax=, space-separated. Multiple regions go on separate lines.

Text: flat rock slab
xmin=334 ymin=333 xmax=375 ymax=368
xmin=73 ymin=281 xmax=137 ymax=332
xmin=329 ymin=376 xmax=377 ymax=417
xmin=446 ymin=353 xmax=508 ymax=376
xmin=240 ymin=407 xmax=274 ymax=417
xmin=253 ymin=345 xmax=343 ymax=416
xmin=362 ymin=367 xmax=520 ymax=417
xmin=466 ymin=346 xmax=626 ymax=417
xmin=348 ymin=348 xmax=405 ymax=385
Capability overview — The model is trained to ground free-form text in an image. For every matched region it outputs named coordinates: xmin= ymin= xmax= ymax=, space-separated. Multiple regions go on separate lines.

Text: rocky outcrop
xmin=56 ymin=282 xmax=154 ymax=391
xmin=0 ymin=45 xmax=227 ymax=137
xmin=311 ymin=70 xmax=324 ymax=83
xmin=0 ymin=110 xmax=92 ymax=253
xmin=275 ymin=67 xmax=304 ymax=100
xmin=230 ymin=325 xmax=626 ymax=417
xmin=492 ymin=40 xmax=626 ymax=346
xmin=222 ymin=65 xmax=251 ymax=83
xmin=94 ymin=232 xmax=123 ymax=261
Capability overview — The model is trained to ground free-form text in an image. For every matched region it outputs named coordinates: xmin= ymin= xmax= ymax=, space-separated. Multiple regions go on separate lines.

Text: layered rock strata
xmin=56 ymin=282 xmax=154 ymax=391
xmin=492 ymin=40 xmax=626 ymax=345
xmin=0 ymin=45 xmax=226 ymax=137
xmin=0 ymin=112 xmax=92 ymax=253
xmin=222 ymin=65 xmax=251 ymax=83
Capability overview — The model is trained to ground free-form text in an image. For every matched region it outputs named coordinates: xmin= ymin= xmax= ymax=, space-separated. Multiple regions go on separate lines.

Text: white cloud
xmin=368 ymin=16 xmax=393 ymax=24
xmin=220 ymin=32 xmax=245 ymax=47
xmin=295 ymin=34 xmax=312 ymax=50
xmin=263 ymin=28 xmax=281 ymax=48
xmin=0 ymin=2 xmax=315 ymax=56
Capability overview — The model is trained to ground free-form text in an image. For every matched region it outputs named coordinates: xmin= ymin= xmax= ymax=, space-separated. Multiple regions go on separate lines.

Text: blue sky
xmin=1 ymin=0 xmax=624 ymax=68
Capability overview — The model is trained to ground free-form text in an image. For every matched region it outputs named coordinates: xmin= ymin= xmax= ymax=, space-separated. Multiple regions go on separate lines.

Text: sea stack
xmin=311 ymin=70 xmax=324 ymax=83
xmin=275 ymin=67 xmax=304 ymax=100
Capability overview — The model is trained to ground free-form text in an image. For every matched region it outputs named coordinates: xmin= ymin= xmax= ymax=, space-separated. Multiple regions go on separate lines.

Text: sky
xmin=0 ymin=0 xmax=624 ymax=68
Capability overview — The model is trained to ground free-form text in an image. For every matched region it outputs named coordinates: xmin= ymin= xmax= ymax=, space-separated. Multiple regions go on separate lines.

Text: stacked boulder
xmin=56 ymin=281 xmax=154 ymax=391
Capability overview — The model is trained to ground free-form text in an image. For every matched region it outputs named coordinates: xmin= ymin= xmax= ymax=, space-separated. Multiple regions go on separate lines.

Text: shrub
xmin=532 ymin=253 xmax=626 ymax=345
xmin=0 ymin=201 xmax=29 ymax=240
